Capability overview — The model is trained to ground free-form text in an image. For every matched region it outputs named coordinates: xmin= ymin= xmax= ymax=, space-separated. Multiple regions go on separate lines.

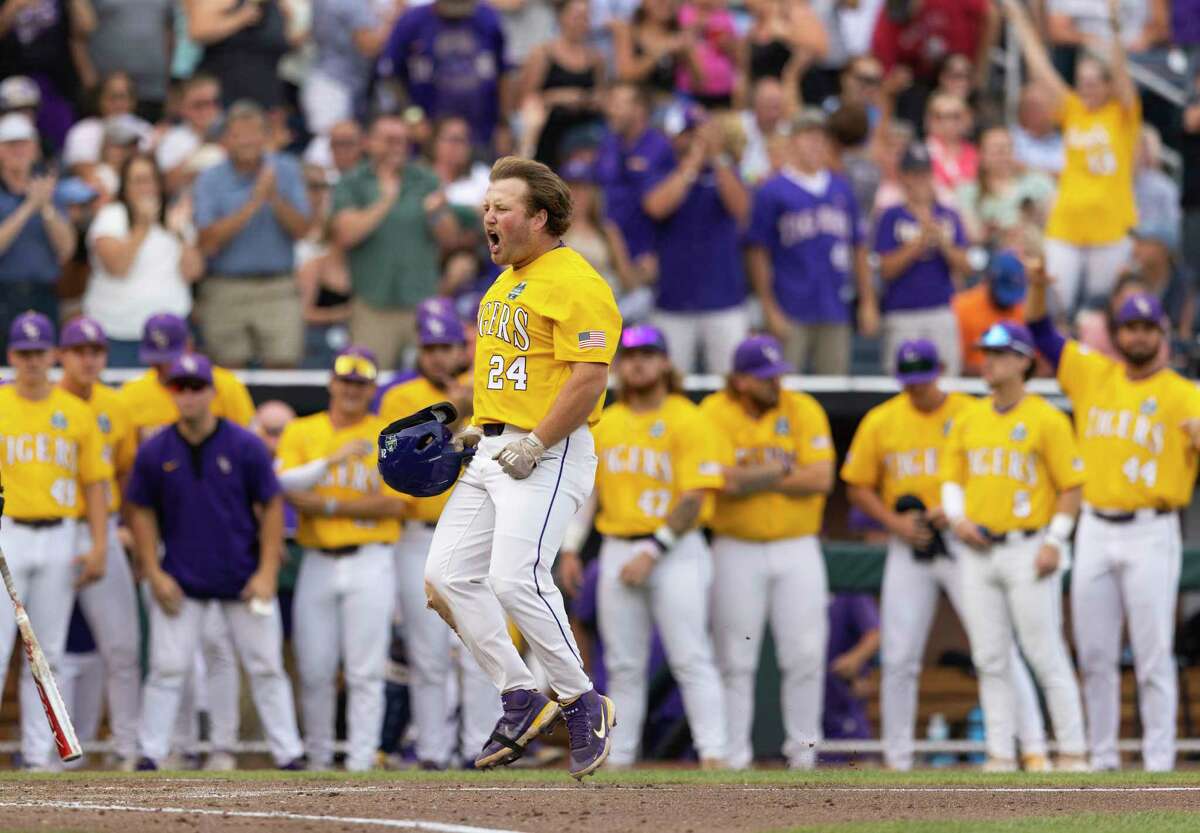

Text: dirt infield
xmin=2 ymin=771 xmax=1200 ymax=833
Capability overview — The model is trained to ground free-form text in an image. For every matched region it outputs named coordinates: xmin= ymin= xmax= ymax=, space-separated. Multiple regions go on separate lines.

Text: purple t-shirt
xmin=593 ymin=127 xmax=673 ymax=260
xmin=746 ymin=171 xmax=863 ymax=325
xmin=377 ymin=3 xmax=509 ymax=146
xmin=644 ymin=155 xmax=747 ymax=313
xmin=873 ymin=202 xmax=965 ymax=313
xmin=824 ymin=593 xmax=880 ymax=740
xmin=127 ymin=419 xmax=281 ymax=600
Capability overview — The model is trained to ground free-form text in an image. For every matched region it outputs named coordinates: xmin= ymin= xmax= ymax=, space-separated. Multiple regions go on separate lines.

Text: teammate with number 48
xmin=1027 ymin=267 xmax=1200 ymax=772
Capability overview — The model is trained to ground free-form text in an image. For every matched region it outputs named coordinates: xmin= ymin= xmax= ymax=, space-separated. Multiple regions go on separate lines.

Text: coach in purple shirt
xmin=747 ymin=109 xmax=878 ymax=376
xmin=641 ymin=103 xmax=750 ymax=374
xmin=873 ymin=143 xmax=970 ymax=376
xmin=127 ymin=353 xmax=304 ymax=771
xmin=823 ymin=593 xmax=880 ymax=756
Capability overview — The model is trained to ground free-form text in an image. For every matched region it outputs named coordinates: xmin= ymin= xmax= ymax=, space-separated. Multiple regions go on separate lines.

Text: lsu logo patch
xmin=163 ymin=460 xmax=179 ymax=472
xmin=217 ymin=455 xmax=232 ymax=475
xmin=1072 ymin=457 xmax=1084 ymax=472
xmin=774 ymin=416 xmax=791 ymax=436
xmin=1140 ymin=397 xmax=1158 ymax=416
xmin=51 ymin=411 xmax=68 ymax=430
xmin=1010 ymin=423 xmax=1027 ymax=442
xmin=507 ymin=281 xmax=527 ymax=301
xmin=649 ymin=420 xmax=665 ymax=438
xmin=97 ymin=413 xmax=112 ymax=434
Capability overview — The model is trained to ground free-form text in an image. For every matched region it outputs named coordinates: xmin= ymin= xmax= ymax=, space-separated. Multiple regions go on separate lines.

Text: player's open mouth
xmin=486 ymin=230 xmax=501 ymax=254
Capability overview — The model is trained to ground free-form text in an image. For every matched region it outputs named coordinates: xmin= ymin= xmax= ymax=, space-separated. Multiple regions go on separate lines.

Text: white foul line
xmin=0 ymin=799 xmax=529 ymax=833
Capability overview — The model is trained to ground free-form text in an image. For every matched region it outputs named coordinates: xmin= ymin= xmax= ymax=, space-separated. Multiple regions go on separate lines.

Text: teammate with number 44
xmin=1026 ymin=266 xmax=1200 ymax=772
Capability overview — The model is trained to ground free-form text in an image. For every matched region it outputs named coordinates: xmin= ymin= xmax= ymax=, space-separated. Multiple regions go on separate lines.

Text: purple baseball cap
xmin=977 ymin=321 xmax=1035 ymax=357
xmin=416 ymin=296 xmax=456 ymax=320
xmin=164 ymin=352 xmax=213 ymax=386
xmin=1114 ymin=292 xmax=1166 ymax=330
xmin=9 ymin=311 xmax=55 ymax=350
xmin=733 ymin=334 xmax=793 ymax=378
xmin=419 ymin=311 xmax=466 ymax=346
xmin=619 ymin=324 xmax=668 ymax=353
xmin=895 ymin=339 xmax=941 ymax=385
xmin=332 ymin=346 xmax=379 ymax=382
xmin=60 ymin=316 xmax=107 ymax=348
xmin=140 ymin=313 xmax=188 ymax=365
xmin=560 ymin=158 xmax=596 ymax=184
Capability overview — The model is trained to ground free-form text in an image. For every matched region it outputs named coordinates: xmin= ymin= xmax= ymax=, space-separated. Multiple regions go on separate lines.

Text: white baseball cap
xmin=0 ymin=112 xmax=37 ymax=143
xmin=0 ymin=76 xmax=40 ymax=111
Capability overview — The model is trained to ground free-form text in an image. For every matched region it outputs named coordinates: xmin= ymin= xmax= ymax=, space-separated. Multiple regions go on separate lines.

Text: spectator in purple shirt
xmin=747 ymin=109 xmax=878 ymax=376
xmin=377 ymin=0 xmax=511 ymax=149
xmin=873 ymin=143 xmax=969 ymax=375
xmin=126 ymin=353 xmax=305 ymax=772
xmin=822 ymin=593 xmax=880 ymax=755
xmin=642 ymin=103 xmax=750 ymax=374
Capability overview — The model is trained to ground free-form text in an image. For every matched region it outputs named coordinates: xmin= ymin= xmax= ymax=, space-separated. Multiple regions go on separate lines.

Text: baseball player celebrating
xmin=1027 ymin=273 xmax=1200 ymax=771
xmin=56 ymin=317 xmax=142 ymax=769
xmin=379 ymin=311 xmax=500 ymax=769
xmin=422 ymin=157 xmax=622 ymax=780
xmin=559 ymin=324 xmax=728 ymax=768
xmin=127 ymin=353 xmax=304 ymax=770
xmin=940 ymin=321 xmax=1088 ymax=772
xmin=0 ymin=312 xmax=111 ymax=770
xmin=842 ymin=339 xmax=1049 ymax=771
xmin=278 ymin=347 xmax=407 ymax=771
xmin=701 ymin=334 xmax=835 ymax=771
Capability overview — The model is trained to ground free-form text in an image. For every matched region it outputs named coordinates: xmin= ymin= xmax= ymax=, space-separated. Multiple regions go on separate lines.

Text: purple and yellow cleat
xmin=562 ymin=689 xmax=617 ymax=780
xmin=475 ymin=689 xmax=562 ymax=769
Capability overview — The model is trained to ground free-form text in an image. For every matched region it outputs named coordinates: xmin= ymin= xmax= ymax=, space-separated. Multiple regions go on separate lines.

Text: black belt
xmin=317 ymin=545 xmax=359 ymax=556
xmin=418 ymin=521 xmax=438 ymax=530
xmin=11 ymin=518 xmax=65 ymax=529
xmin=608 ymin=532 xmax=656 ymax=542
xmin=981 ymin=528 xmax=1039 ymax=544
xmin=1091 ymin=507 xmax=1174 ymax=524
xmin=481 ymin=423 xmax=509 ymax=437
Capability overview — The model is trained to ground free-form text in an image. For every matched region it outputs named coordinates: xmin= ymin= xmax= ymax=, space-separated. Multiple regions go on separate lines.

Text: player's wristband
xmin=651 ymin=525 xmax=679 ymax=557
xmin=1045 ymin=512 xmax=1075 ymax=549
xmin=940 ymin=482 xmax=966 ymax=524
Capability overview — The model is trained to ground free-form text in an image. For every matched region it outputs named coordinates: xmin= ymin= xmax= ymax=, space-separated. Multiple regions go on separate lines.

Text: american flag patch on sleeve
xmin=577 ymin=331 xmax=607 ymax=350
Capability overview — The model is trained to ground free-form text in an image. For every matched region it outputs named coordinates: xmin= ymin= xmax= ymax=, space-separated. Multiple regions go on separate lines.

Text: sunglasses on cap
xmin=333 ymin=354 xmax=378 ymax=381
xmin=978 ymin=325 xmax=1033 ymax=356
xmin=167 ymin=379 xmax=211 ymax=393
xmin=896 ymin=355 xmax=937 ymax=376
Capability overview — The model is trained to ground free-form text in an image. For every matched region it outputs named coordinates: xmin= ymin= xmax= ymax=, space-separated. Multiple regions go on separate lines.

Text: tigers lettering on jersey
xmin=4 ymin=434 xmax=78 ymax=468
xmin=965 ymin=447 xmax=1038 ymax=484
xmin=477 ymin=300 xmax=532 ymax=351
xmin=1082 ymin=406 xmax=1164 ymax=455
xmin=601 ymin=446 xmax=673 ymax=481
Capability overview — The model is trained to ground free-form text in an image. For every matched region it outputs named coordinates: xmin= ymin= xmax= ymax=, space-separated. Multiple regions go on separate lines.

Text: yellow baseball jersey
xmin=841 ymin=391 xmax=973 ymax=511
xmin=941 ymin=395 xmax=1085 ymax=533
xmin=120 ymin=365 xmax=255 ymax=444
xmin=591 ymin=395 xmax=725 ymax=537
xmin=276 ymin=412 xmax=402 ymax=549
xmin=701 ymin=389 xmax=834 ymax=541
xmin=472 ymin=246 xmax=621 ymax=431
xmin=1058 ymin=340 xmax=1200 ymax=510
xmin=379 ymin=375 xmax=461 ymax=523
xmin=61 ymin=383 xmax=137 ymax=514
xmin=0 ymin=386 xmax=112 ymax=520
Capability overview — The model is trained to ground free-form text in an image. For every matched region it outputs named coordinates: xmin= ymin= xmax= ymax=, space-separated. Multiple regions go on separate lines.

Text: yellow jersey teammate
xmin=1026 ymin=267 xmax=1200 ymax=772
xmin=700 ymin=333 xmax=834 ymax=771
xmin=940 ymin=320 xmax=1087 ymax=773
xmin=842 ymin=338 xmax=1047 ymax=772
xmin=422 ymin=157 xmax=621 ymax=780
xmin=0 ymin=312 xmax=111 ymax=771
xmin=558 ymin=324 xmax=727 ymax=769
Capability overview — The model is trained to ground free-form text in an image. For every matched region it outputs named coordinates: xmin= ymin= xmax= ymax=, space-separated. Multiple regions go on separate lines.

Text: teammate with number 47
xmin=940 ymin=321 xmax=1088 ymax=773
xmin=1027 ymin=267 xmax=1200 ymax=772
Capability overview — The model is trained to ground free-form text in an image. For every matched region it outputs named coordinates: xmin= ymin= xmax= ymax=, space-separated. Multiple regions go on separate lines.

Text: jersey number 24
xmin=487 ymin=355 xmax=528 ymax=391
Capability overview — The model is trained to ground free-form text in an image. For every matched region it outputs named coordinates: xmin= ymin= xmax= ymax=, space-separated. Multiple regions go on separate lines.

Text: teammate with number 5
xmin=1027 ymin=267 xmax=1200 ymax=771
xmin=560 ymin=324 xmax=727 ymax=769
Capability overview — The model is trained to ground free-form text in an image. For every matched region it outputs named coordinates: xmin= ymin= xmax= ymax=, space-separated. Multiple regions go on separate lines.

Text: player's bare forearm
xmin=257 ymin=495 xmax=284 ymax=577
xmin=664 ymin=490 xmax=705 ymax=536
xmin=83 ymin=481 xmax=108 ymax=558
xmin=1054 ymin=486 xmax=1081 ymax=519
xmin=776 ymin=460 xmax=834 ymax=497
xmin=531 ymin=362 xmax=609 ymax=448
xmin=721 ymin=460 xmax=788 ymax=496
xmin=847 ymin=484 xmax=903 ymax=533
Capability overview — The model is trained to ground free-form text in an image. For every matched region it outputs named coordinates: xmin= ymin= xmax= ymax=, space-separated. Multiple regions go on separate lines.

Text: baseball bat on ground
xmin=0 ymin=547 xmax=82 ymax=762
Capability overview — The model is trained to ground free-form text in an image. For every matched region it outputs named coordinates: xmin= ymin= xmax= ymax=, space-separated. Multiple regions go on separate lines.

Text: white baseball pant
xmin=169 ymin=609 xmax=241 ymax=761
xmin=74 ymin=515 xmax=141 ymax=762
xmin=880 ymin=538 xmax=1048 ymax=770
xmin=0 ymin=518 xmax=79 ymax=769
xmin=425 ymin=425 xmax=597 ymax=701
xmin=958 ymin=534 xmax=1087 ymax=762
xmin=598 ymin=531 xmax=727 ymax=766
xmin=395 ymin=523 xmax=500 ymax=766
xmin=139 ymin=594 xmax=303 ymax=766
xmin=294 ymin=543 xmax=394 ymax=771
xmin=711 ymin=534 xmax=828 ymax=770
xmin=59 ymin=650 xmax=104 ymax=768
xmin=1072 ymin=509 xmax=1181 ymax=771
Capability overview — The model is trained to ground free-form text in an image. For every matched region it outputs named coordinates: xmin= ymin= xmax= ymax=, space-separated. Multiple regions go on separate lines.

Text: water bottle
xmin=965 ymin=705 xmax=986 ymax=764
xmin=926 ymin=712 xmax=955 ymax=768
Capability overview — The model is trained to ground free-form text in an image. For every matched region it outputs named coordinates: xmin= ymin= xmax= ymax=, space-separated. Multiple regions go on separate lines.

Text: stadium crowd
xmin=1 ymin=0 xmax=1200 ymax=775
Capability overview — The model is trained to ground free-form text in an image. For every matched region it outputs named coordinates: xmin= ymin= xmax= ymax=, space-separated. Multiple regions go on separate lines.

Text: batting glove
xmin=452 ymin=425 xmax=485 ymax=456
xmin=496 ymin=433 xmax=546 ymax=480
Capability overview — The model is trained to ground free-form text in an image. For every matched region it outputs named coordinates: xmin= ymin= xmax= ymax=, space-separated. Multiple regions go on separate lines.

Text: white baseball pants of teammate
xmin=425 ymin=425 xmax=597 ymax=702
xmin=0 ymin=518 xmax=78 ymax=769
xmin=958 ymin=535 xmax=1087 ymax=762
xmin=73 ymin=516 xmax=141 ymax=763
xmin=881 ymin=538 xmax=1048 ymax=770
xmin=1072 ymin=509 xmax=1182 ymax=771
xmin=294 ymin=543 xmax=395 ymax=771
xmin=711 ymin=534 xmax=827 ymax=770
xmin=598 ymin=531 xmax=728 ymax=766
xmin=139 ymin=594 xmax=303 ymax=766
xmin=395 ymin=523 xmax=500 ymax=766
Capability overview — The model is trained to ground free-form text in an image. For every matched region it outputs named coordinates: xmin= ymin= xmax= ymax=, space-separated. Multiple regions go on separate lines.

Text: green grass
xmin=776 ymin=811 xmax=1200 ymax=833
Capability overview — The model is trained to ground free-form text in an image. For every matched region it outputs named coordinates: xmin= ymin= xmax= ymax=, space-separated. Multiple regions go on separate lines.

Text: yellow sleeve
xmin=1057 ymin=340 xmax=1106 ymax=402
xmin=550 ymin=277 xmax=621 ymax=365
xmin=77 ymin=410 xmax=113 ymax=486
xmin=940 ymin=410 xmax=967 ymax=485
xmin=673 ymin=407 xmax=725 ymax=493
xmin=840 ymin=410 xmax=880 ymax=488
xmin=275 ymin=421 xmax=308 ymax=471
xmin=1042 ymin=408 xmax=1086 ymax=491
xmin=217 ymin=370 xmax=255 ymax=427
xmin=796 ymin=395 xmax=834 ymax=465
